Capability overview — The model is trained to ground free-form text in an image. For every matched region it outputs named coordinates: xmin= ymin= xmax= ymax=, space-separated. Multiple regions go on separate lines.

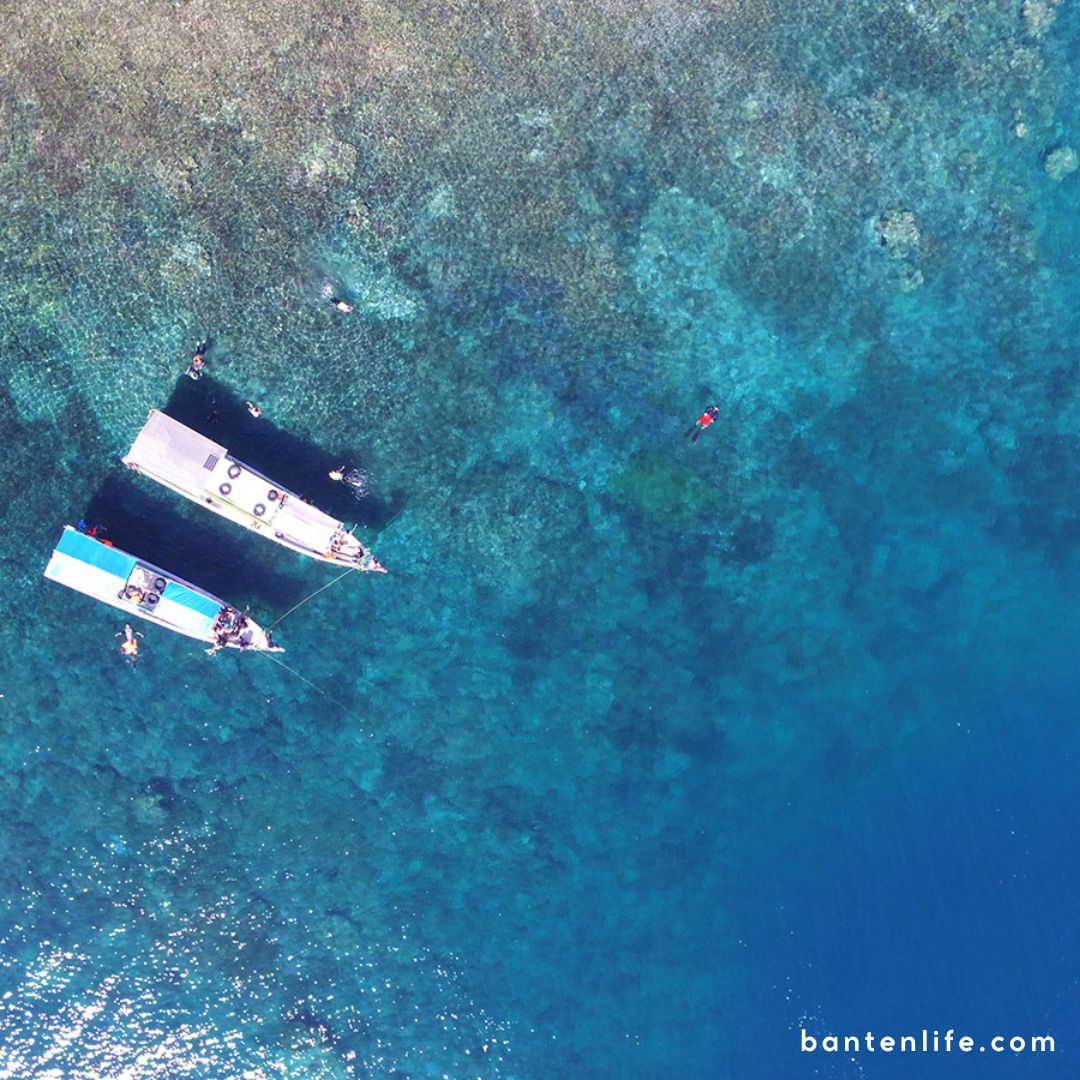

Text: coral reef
xmin=1043 ymin=143 xmax=1078 ymax=181
xmin=1021 ymin=0 xmax=1060 ymax=37
xmin=875 ymin=209 xmax=922 ymax=259
xmin=0 ymin=0 xmax=1077 ymax=1075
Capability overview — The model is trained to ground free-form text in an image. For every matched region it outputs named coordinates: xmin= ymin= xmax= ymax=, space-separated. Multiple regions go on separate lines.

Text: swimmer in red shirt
xmin=684 ymin=404 xmax=719 ymax=443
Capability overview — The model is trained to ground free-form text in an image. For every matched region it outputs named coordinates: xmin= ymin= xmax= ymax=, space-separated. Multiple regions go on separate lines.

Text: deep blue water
xmin=1 ymin=1 xmax=1079 ymax=1077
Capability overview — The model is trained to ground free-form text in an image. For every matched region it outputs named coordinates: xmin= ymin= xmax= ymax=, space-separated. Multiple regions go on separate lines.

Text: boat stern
xmin=212 ymin=607 xmax=284 ymax=653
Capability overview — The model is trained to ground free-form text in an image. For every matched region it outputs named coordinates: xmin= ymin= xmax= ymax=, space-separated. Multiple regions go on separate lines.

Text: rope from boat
xmin=258 ymin=649 xmax=345 ymax=705
xmin=267 ymin=566 xmax=357 ymax=631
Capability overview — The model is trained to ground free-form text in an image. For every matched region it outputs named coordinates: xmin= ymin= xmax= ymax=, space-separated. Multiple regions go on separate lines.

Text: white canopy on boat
xmin=123 ymin=410 xmax=227 ymax=496
xmin=274 ymin=496 xmax=344 ymax=557
xmin=124 ymin=409 xmax=371 ymax=567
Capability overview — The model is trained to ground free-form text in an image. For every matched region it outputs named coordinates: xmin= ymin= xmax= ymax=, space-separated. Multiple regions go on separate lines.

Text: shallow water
xmin=1 ymin=1 xmax=1079 ymax=1076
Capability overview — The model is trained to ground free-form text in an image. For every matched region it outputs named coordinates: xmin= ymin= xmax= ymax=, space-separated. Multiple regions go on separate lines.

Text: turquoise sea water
xmin=1 ymin=1 xmax=1079 ymax=1076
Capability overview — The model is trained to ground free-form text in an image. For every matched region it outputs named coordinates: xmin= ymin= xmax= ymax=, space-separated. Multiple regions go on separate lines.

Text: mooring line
xmin=268 ymin=565 xmax=358 ymax=631
xmin=259 ymin=649 xmax=347 ymax=707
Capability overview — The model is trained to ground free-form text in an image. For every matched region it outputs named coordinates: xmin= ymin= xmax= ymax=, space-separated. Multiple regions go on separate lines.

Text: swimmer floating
xmin=185 ymin=340 xmax=209 ymax=380
xmin=116 ymin=623 xmax=143 ymax=665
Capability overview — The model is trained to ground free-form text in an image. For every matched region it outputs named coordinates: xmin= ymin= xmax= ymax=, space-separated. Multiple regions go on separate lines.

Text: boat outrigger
xmin=123 ymin=410 xmax=385 ymax=571
xmin=43 ymin=525 xmax=282 ymax=653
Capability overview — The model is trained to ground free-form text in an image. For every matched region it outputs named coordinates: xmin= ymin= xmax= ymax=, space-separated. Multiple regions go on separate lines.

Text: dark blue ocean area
xmin=1 ymin=1 xmax=1079 ymax=1076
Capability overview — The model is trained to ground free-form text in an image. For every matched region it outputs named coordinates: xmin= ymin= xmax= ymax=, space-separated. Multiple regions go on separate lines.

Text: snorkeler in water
xmin=184 ymin=338 xmax=211 ymax=379
xmin=329 ymin=465 xmax=369 ymax=499
xmin=684 ymin=405 xmax=719 ymax=443
xmin=329 ymin=296 xmax=354 ymax=313
xmin=116 ymin=623 xmax=143 ymax=665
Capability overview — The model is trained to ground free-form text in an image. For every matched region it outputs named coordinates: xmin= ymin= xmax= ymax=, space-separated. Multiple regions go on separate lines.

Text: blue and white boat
xmin=43 ymin=525 xmax=282 ymax=653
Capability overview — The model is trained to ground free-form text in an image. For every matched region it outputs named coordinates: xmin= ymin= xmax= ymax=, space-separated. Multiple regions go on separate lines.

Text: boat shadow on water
xmin=80 ymin=473 xmax=313 ymax=620
xmin=161 ymin=376 xmax=406 ymax=530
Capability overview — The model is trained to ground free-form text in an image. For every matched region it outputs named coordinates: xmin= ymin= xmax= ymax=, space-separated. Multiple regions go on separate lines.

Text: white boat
xmin=43 ymin=525 xmax=282 ymax=653
xmin=123 ymin=410 xmax=385 ymax=571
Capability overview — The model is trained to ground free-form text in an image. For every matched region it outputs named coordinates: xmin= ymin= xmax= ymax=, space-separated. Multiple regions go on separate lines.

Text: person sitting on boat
xmin=360 ymin=551 xmax=387 ymax=574
xmin=684 ymin=404 xmax=719 ymax=443
xmin=206 ymin=612 xmax=229 ymax=654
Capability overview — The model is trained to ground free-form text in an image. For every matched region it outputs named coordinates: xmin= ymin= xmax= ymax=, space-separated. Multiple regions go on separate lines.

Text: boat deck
xmin=123 ymin=410 xmax=377 ymax=566
xmin=43 ymin=526 xmax=280 ymax=650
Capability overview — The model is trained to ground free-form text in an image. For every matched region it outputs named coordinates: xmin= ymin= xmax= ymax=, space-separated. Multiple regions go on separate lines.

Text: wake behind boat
xmin=123 ymin=410 xmax=385 ymax=571
xmin=43 ymin=525 xmax=282 ymax=653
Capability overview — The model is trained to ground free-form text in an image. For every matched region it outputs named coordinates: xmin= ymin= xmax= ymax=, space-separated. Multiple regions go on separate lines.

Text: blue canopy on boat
xmin=54 ymin=526 xmax=136 ymax=580
xmin=161 ymin=581 xmax=221 ymax=620
xmin=43 ymin=526 xmax=225 ymax=641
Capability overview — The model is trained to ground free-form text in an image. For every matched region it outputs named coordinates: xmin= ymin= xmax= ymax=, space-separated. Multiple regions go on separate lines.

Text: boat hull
xmin=43 ymin=526 xmax=282 ymax=653
xmin=123 ymin=410 xmax=384 ymax=570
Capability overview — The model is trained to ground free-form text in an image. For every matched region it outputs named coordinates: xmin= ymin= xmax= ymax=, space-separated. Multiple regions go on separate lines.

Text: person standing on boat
xmin=684 ymin=404 xmax=719 ymax=443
